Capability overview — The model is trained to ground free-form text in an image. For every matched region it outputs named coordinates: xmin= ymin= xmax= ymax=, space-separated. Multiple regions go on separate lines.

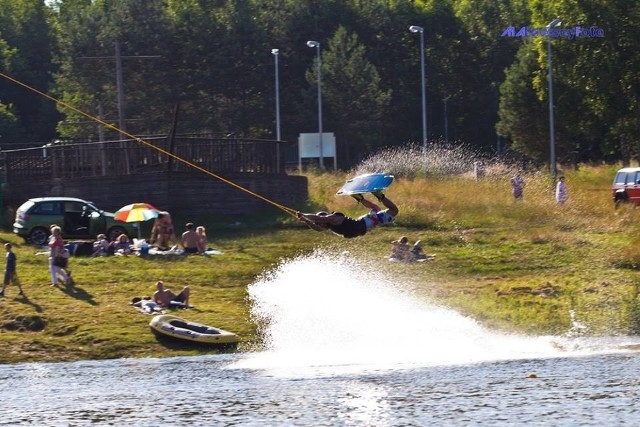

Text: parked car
xmin=13 ymin=197 xmax=137 ymax=245
xmin=612 ymin=167 xmax=640 ymax=207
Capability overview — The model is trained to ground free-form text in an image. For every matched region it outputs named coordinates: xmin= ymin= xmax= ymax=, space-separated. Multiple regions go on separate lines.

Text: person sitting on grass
xmin=196 ymin=226 xmax=207 ymax=254
xmin=92 ymin=234 xmax=110 ymax=257
xmin=113 ymin=234 xmax=132 ymax=256
xmin=181 ymin=222 xmax=199 ymax=254
xmin=153 ymin=280 xmax=190 ymax=308
xmin=150 ymin=211 xmax=175 ymax=250
xmin=296 ymin=191 xmax=398 ymax=238
xmin=389 ymin=236 xmax=410 ymax=261
xmin=411 ymin=240 xmax=428 ymax=261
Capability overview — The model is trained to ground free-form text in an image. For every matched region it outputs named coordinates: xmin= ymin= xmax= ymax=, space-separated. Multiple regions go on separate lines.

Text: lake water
xmin=2 ymin=252 xmax=640 ymax=426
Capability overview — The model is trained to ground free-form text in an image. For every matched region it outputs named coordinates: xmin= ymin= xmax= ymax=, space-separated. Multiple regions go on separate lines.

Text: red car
xmin=612 ymin=167 xmax=640 ymax=207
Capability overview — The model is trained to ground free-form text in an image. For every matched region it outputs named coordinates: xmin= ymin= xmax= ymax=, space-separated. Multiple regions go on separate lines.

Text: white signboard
xmin=298 ymin=132 xmax=337 ymax=170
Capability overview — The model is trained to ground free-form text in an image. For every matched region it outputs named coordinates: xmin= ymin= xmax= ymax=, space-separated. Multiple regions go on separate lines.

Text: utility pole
xmin=78 ymin=42 xmax=160 ymax=175
xmin=78 ymin=41 xmax=161 ymax=140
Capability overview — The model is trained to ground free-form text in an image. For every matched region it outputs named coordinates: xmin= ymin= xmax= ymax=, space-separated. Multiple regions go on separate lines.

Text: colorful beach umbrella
xmin=114 ymin=203 xmax=160 ymax=223
xmin=114 ymin=203 xmax=161 ymax=239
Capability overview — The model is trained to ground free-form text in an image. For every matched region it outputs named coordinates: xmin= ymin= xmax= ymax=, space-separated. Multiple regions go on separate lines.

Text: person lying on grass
xmin=296 ymin=191 xmax=398 ymax=238
xmin=153 ymin=280 xmax=191 ymax=308
xmin=131 ymin=296 xmax=163 ymax=314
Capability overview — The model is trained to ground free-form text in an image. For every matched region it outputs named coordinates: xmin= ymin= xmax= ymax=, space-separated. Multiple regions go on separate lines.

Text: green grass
xmin=1 ymin=165 xmax=640 ymax=364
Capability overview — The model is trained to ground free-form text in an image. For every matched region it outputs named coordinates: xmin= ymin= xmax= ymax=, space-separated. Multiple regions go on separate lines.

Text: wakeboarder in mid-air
xmin=296 ymin=190 xmax=398 ymax=238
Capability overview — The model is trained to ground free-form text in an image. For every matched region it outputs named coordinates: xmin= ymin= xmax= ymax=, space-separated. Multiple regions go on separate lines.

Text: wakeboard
xmin=336 ymin=173 xmax=394 ymax=196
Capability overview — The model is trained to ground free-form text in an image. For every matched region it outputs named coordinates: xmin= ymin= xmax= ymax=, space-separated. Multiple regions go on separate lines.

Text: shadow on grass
xmin=58 ymin=281 xmax=98 ymax=306
xmin=16 ymin=293 xmax=44 ymax=313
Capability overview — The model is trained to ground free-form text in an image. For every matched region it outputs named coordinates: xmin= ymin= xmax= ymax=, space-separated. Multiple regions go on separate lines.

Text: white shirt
xmin=359 ymin=209 xmax=395 ymax=230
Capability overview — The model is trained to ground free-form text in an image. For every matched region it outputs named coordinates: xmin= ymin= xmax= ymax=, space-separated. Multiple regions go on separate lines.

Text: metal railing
xmin=1 ymin=136 xmax=286 ymax=183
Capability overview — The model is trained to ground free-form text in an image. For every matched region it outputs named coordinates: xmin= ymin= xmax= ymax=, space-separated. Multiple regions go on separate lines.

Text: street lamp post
xmin=306 ymin=40 xmax=324 ymax=170
xmin=409 ymin=25 xmax=427 ymax=151
xmin=271 ymin=48 xmax=281 ymax=172
xmin=547 ymin=18 xmax=561 ymax=183
xmin=443 ymin=96 xmax=449 ymax=144
xmin=114 ymin=40 xmax=126 ymax=137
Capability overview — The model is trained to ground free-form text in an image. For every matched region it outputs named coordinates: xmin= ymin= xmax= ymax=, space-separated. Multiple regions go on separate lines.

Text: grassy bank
xmin=1 ymin=164 xmax=640 ymax=364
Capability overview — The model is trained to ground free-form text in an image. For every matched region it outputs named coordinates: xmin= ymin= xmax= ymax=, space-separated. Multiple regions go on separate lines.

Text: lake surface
xmin=3 ymin=252 xmax=640 ymax=426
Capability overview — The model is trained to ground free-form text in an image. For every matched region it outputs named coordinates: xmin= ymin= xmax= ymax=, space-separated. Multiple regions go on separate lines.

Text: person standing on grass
xmin=49 ymin=225 xmax=70 ymax=287
xmin=0 ymin=243 xmax=22 ymax=297
xmin=510 ymin=171 xmax=525 ymax=200
xmin=556 ymin=176 xmax=569 ymax=204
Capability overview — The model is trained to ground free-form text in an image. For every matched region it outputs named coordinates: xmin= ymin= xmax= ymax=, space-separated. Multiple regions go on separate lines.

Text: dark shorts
xmin=184 ymin=247 xmax=198 ymax=254
xmin=174 ymin=289 xmax=188 ymax=303
xmin=168 ymin=291 xmax=188 ymax=308
xmin=329 ymin=216 xmax=367 ymax=238
xmin=4 ymin=270 xmax=14 ymax=285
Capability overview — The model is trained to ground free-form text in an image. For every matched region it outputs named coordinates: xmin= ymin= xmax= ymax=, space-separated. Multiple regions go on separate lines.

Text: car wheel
xmin=614 ymin=194 xmax=627 ymax=209
xmin=29 ymin=227 xmax=50 ymax=246
xmin=107 ymin=226 xmax=128 ymax=241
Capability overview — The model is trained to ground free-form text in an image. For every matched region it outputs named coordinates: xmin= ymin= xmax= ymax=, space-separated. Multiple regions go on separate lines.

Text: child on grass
xmin=0 ymin=243 xmax=23 ymax=297
xmin=196 ymin=226 xmax=207 ymax=254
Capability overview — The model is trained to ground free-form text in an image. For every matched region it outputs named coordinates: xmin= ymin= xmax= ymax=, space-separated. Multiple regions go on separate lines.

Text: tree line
xmin=0 ymin=0 xmax=637 ymax=170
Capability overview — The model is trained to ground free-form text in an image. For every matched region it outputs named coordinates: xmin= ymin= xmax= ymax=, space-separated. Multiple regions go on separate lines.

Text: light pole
xmin=306 ymin=40 xmax=324 ymax=170
xmin=547 ymin=18 xmax=561 ymax=182
xmin=409 ymin=25 xmax=427 ymax=151
xmin=271 ymin=48 xmax=281 ymax=172
xmin=443 ymin=96 xmax=449 ymax=143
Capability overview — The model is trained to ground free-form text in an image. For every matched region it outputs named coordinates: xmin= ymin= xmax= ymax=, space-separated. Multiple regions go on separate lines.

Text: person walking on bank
xmin=510 ymin=171 xmax=525 ymax=200
xmin=556 ymin=176 xmax=569 ymax=204
xmin=49 ymin=226 xmax=71 ymax=287
xmin=0 ymin=243 xmax=23 ymax=297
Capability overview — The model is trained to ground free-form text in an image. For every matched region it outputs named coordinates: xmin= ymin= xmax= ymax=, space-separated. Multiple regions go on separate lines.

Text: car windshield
xmin=85 ymin=201 xmax=101 ymax=212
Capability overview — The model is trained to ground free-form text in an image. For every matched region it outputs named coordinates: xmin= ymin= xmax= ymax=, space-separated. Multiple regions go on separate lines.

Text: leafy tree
xmin=53 ymin=0 xmax=174 ymax=139
xmin=308 ymin=26 xmax=391 ymax=168
xmin=0 ymin=102 xmax=26 ymax=147
xmin=496 ymin=43 xmax=548 ymax=161
xmin=453 ymin=0 xmax=530 ymax=151
xmin=498 ymin=0 xmax=640 ymax=166
xmin=0 ymin=0 xmax=58 ymax=145
xmin=23 ymin=0 xmax=639 ymax=171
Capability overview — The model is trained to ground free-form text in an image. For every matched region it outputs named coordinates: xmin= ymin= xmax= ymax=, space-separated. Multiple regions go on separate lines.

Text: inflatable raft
xmin=149 ymin=314 xmax=239 ymax=348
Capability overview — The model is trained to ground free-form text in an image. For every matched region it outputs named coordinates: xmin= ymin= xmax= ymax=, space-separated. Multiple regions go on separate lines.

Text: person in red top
xmin=49 ymin=225 xmax=70 ymax=287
